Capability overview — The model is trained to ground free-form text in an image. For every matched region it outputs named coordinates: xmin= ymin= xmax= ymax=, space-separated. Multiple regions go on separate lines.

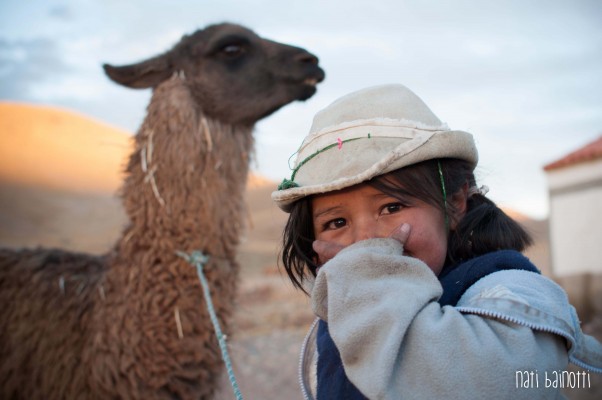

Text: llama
xmin=0 ymin=23 xmax=324 ymax=399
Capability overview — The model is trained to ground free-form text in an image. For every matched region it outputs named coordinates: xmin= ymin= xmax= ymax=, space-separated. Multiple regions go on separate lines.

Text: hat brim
xmin=271 ymin=130 xmax=477 ymax=212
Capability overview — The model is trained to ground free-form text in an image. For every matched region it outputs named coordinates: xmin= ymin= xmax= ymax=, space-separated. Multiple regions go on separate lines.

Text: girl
xmin=272 ymin=84 xmax=602 ymax=399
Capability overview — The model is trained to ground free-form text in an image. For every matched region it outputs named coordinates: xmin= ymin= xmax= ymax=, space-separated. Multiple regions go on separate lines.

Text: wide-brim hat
xmin=272 ymin=84 xmax=478 ymax=212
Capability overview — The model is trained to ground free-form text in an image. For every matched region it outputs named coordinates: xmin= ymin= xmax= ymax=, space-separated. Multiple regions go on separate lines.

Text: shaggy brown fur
xmin=0 ymin=23 xmax=324 ymax=399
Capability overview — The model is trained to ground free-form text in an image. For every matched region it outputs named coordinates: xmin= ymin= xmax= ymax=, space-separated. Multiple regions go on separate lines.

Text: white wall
xmin=547 ymin=159 xmax=602 ymax=276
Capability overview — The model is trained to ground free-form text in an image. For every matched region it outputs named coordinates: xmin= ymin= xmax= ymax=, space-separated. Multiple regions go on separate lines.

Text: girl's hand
xmin=313 ymin=223 xmax=411 ymax=266
xmin=312 ymin=240 xmax=345 ymax=266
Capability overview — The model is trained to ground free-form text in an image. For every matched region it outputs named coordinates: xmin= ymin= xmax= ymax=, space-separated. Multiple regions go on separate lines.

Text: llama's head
xmin=103 ymin=23 xmax=325 ymax=126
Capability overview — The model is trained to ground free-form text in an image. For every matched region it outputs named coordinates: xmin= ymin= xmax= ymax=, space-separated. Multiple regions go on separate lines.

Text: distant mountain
xmin=0 ymin=102 xmax=132 ymax=193
xmin=0 ymin=102 xmax=275 ymax=193
xmin=0 ymin=102 xmax=281 ymax=257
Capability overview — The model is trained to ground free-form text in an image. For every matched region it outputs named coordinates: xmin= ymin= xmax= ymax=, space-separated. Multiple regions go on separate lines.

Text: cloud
xmin=48 ymin=5 xmax=73 ymax=21
xmin=0 ymin=38 xmax=70 ymax=101
xmin=0 ymin=35 xmax=148 ymax=132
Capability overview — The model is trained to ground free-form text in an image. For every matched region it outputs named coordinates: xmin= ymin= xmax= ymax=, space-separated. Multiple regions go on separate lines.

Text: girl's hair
xmin=280 ymin=158 xmax=532 ymax=292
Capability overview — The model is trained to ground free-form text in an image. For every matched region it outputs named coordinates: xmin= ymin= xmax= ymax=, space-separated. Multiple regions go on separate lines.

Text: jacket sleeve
xmin=311 ymin=238 xmax=569 ymax=400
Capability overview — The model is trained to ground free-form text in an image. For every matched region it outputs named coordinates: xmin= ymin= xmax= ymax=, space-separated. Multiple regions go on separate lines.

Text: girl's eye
xmin=381 ymin=203 xmax=403 ymax=215
xmin=324 ymin=218 xmax=347 ymax=231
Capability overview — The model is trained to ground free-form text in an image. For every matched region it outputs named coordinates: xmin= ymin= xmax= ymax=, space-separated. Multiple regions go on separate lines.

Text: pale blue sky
xmin=1 ymin=0 xmax=601 ymax=218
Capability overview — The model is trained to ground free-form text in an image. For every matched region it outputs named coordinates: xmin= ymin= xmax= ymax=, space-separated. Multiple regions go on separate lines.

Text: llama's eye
xmin=221 ymin=44 xmax=244 ymax=57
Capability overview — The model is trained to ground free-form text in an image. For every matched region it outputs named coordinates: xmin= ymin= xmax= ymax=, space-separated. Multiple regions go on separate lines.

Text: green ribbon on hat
xmin=277 ymin=134 xmax=372 ymax=191
xmin=277 ymin=178 xmax=299 ymax=190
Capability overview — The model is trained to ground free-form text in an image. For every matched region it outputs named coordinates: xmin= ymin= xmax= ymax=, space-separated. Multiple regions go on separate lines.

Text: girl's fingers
xmin=314 ymin=224 xmax=411 ymax=266
xmin=389 ymin=223 xmax=411 ymax=245
xmin=313 ymin=240 xmax=345 ymax=265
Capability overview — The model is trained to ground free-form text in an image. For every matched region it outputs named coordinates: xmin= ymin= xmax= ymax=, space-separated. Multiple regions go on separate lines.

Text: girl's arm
xmin=312 ymin=238 xmax=569 ymax=400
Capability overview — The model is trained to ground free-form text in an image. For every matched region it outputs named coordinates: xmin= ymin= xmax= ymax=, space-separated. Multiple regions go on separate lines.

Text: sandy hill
xmin=0 ymin=102 xmax=285 ymax=260
xmin=0 ymin=101 xmax=274 ymax=193
xmin=0 ymin=102 xmax=132 ymax=193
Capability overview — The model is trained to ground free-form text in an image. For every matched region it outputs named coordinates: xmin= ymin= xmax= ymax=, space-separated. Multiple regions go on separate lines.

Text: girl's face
xmin=311 ymin=183 xmax=449 ymax=275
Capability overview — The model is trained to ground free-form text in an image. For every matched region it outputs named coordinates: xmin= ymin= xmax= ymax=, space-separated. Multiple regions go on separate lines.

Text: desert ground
xmin=1 ymin=102 xmax=599 ymax=399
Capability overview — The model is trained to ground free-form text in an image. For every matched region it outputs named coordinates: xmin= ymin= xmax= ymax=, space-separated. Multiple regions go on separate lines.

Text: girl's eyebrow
xmin=372 ymin=190 xmax=411 ymax=203
xmin=368 ymin=192 xmax=403 ymax=203
xmin=312 ymin=205 xmax=343 ymax=220
xmin=371 ymin=192 xmax=394 ymax=199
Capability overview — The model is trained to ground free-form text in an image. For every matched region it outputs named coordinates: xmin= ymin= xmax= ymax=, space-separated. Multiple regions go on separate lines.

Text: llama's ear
xmin=103 ymin=54 xmax=174 ymax=89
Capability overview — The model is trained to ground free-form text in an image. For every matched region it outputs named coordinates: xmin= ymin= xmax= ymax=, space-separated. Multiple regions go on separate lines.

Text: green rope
xmin=279 ymin=134 xmax=372 ymax=190
xmin=277 ymin=178 xmax=299 ymax=190
xmin=437 ymin=160 xmax=449 ymax=231
xmin=175 ymin=250 xmax=243 ymax=400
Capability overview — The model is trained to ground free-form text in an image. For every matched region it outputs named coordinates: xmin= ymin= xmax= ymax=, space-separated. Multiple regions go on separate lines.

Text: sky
xmin=1 ymin=0 xmax=601 ymax=219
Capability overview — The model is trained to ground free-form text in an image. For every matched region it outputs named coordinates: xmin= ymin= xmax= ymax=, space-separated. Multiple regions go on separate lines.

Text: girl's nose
xmin=353 ymin=219 xmax=384 ymax=242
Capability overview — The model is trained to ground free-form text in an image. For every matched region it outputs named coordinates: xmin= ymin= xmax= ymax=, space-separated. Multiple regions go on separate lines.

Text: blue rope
xmin=175 ymin=250 xmax=243 ymax=400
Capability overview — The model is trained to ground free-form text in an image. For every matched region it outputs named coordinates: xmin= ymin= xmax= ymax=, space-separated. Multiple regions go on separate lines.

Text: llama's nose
xmin=295 ymin=51 xmax=319 ymax=66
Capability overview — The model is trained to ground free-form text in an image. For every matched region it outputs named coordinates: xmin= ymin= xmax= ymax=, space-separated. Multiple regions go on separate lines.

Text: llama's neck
xmin=88 ymin=77 xmax=258 ymax=398
xmin=116 ymin=77 xmax=254 ymax=263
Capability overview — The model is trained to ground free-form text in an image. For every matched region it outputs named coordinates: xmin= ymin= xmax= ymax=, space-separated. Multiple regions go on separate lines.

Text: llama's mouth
xmin=299 ymin=65 xmax=325 ymax=88
xmin=283 ymin=69 xmax=324 ymax=103
xmin=303 ymin=78 xmax=319 ymax=87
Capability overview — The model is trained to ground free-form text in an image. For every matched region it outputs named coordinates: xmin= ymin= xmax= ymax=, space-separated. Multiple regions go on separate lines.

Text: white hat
xmin=272 ymin=84 xmax=478 ymax=212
